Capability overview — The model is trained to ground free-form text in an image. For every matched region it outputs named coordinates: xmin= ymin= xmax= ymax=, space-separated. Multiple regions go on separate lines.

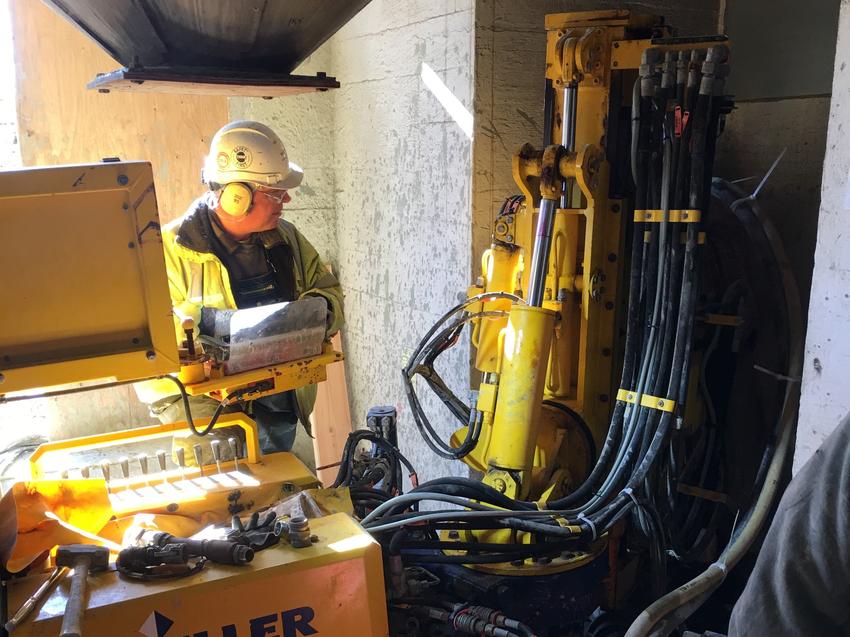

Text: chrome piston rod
xmin=526 ymin=197 xmax=557 ymax=307
xmin=561 ymin=84 xmax=577 ymax=208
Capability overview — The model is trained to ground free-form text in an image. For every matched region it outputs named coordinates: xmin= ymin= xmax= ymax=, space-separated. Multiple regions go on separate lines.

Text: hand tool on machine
xmin=55 ymin=544 xmax=110 ymax=637
xmin=4 ymin=566 xmax=69 ymax=632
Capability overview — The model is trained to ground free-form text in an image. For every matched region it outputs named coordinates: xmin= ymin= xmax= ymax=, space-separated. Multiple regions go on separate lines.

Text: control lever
xmin=80 ymin=466 xmax=90 ymax=479
xmin=156 ymin=450 xmax=168 ymax=486
xmin=137 ymin=454 xmax=149 ymax=486
xmin=193 ymin=443 xmax=204 ymax=477
xmin=210 ymin=439 xmax=223 ymax=475
xmin=100 ymin=461 xmax=111 ymax=493
xmin=228 ymin=437 xmax=241 ymax=473
xmin=175 ymin=447 xmax=186 ymax=481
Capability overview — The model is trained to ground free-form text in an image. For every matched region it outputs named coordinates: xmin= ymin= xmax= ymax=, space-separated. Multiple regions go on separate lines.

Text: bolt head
xmin=145 ymin=351 xmax=156 ymax=360
xmin=117 ymin=174 xmax=129 ymax=186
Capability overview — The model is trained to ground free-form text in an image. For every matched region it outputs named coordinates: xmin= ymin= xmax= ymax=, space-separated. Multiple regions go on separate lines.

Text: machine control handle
xmin=228 ymin=437 xmax=241 ymax=472
xmin=175 ymin=447 xmax=186 ymax=480
xmin=99 ymin=461 xmax=111 ymax=482
xmin=119 ymin=456 xmax=130 ymax=480
xmin=193 ymin=444 xmax=204 ymax=476
xmin=210 ymin=439 xmax=222 ymax=474
xmin=137 ymin=454 xmax=149 ymax=481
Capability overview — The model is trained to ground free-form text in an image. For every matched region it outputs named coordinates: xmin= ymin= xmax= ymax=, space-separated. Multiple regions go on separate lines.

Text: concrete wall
xmin=331 ymin=0 xmax=476 ymax=483
xmin=795 ymin=0 xmax=850 ymax=471
xmin=230 ymin=0 xmax=477 ymax=482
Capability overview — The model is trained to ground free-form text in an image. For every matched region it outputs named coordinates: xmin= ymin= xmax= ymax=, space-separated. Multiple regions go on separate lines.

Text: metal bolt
xmin=117 ymin=174 xmax=129 ymax=186
xmin=605 ymin=301 xmax=615 ymax=310
xmin=611 ymin=203 xmax=620 ymax=213
xmin=505 ymin=234 xmax=514 ymax=242
xmin=146 ymin=351 xmax=156 ymax=360
xmin=447 ymin=530 xmax=460 ymax=540
xmin=657 ymin=400 xmax=665 ymax=408
xmin=607 ymin=252 xmax=617 ymax=262
xmin=127 ymin=242 xmax=135 ymax=249
xmin=476 ymin=276 xmax=485 ymax=287
xmin=493 ymin=478 xmax=507 ymax=493
xmin=122 ymin=203 xmax=129 ymax=210
xmin=556 ymin=288 xmax=568 ymax=301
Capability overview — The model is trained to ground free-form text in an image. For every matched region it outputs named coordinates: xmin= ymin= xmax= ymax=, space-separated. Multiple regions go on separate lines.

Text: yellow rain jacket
xmin=135 ymin=196 xmax=344 ymax=425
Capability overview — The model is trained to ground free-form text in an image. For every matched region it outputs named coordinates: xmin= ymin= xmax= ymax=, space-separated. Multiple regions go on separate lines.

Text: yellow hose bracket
xmin=633 ymin=209 xmax=702 ymax=223
xmin=616 ymin=388 xmax=677 ymax=413
xmin=476 ymin=381 xmax=499 ymax=414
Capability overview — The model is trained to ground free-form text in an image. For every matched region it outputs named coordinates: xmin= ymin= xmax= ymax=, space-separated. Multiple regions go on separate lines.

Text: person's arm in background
xmin=728 ymin=413 xmax=850 ymax=635
xmin=292 ymin=226 xmax=344 ymax=336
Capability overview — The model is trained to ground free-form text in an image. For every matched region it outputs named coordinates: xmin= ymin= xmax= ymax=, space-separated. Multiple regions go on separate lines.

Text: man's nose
xmin=282 ymin=191 xmax=292 ymax=204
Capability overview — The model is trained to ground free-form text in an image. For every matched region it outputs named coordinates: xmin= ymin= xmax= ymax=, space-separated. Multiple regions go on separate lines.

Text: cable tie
xmin=577 ymin=514 xmax=597 ymax=541
xmin=621 ymin=487 xmax=640 ymax=508
xmin=710 ymin=560 xmax=728 ymax=576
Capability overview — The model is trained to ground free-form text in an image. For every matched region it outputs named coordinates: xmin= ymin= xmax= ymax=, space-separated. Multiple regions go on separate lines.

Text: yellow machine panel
xmin=7 ymin=513 xmax=388 ymax=637
xmin=0 ymin=161 xmax=179 ymax=395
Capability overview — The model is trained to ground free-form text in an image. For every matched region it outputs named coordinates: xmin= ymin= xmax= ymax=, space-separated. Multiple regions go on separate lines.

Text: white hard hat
xmin=202 ymin=120 xmax=303 ymax=190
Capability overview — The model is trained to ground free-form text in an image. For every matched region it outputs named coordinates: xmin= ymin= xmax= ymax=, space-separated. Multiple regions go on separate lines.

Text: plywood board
xmin=10 ymin=0 xmax=229 ymax=222
xmin=311 ymin=331 xmax=353 ymax=486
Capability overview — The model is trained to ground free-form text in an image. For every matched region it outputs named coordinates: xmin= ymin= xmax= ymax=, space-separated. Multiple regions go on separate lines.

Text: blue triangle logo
xmin=154 ymin=611 xmax=174 ymax=637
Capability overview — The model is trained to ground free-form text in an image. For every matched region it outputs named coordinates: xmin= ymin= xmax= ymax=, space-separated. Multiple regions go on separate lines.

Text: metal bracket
xmin=634 ymin=209 xmax=701 ymax=223
xmin=616 ymin=388 xmax=676 ymax=413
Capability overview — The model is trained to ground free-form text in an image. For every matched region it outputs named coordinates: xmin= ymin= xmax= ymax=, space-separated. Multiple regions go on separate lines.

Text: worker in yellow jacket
xmin=137 ymin=120 xmax=344 ymax=454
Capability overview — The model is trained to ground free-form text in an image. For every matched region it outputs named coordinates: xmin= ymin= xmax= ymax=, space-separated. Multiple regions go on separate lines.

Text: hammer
xmin=55 ymin=544 xmax=110 ymax=637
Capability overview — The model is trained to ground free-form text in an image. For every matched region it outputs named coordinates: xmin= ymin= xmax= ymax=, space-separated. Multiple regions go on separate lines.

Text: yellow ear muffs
xmin=219 ymin=182 xmax=254 ymax=217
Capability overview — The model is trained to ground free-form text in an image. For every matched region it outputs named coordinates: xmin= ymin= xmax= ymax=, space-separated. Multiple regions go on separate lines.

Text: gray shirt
xmin=729 ymin=413 xmax=850 ymax=635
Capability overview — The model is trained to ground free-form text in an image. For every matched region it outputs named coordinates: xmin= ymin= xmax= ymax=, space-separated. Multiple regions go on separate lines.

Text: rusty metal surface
xmin=44 ymin=0 xmax=372 ymax=73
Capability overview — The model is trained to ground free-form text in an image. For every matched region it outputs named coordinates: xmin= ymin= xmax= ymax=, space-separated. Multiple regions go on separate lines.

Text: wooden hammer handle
xmin=59 ymin=558 xmax=90 ymax=637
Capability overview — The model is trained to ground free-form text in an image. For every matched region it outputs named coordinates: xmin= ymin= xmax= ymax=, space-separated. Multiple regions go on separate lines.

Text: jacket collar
xmin=175 ymin=195 xmax=284 ymax=255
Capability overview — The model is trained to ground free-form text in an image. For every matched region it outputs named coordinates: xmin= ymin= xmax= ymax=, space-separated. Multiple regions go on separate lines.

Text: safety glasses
xmin=255 ymin=187 xmax=287 ymax=204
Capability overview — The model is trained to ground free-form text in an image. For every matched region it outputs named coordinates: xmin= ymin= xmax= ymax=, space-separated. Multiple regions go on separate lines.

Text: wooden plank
xmin=88 ymin=68 xmax=339 ymax=98
xmin=10 ymin=0 xmax=229 ymax=223
xmin=311 ymin=331 xmax=353 ymax=486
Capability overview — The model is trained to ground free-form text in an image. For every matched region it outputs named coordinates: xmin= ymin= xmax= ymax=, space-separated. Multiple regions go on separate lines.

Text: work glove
xmin=227 ymin=510 xmax=280 ymax=551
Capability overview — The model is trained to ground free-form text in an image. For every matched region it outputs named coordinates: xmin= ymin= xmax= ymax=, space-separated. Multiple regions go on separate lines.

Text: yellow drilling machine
xmin=0 ymin=7 xmax=800 ymax=637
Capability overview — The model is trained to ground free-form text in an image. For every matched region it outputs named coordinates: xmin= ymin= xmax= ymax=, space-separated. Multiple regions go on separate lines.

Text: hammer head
xmin=55 ymin=544 xmax=110 ymax=570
